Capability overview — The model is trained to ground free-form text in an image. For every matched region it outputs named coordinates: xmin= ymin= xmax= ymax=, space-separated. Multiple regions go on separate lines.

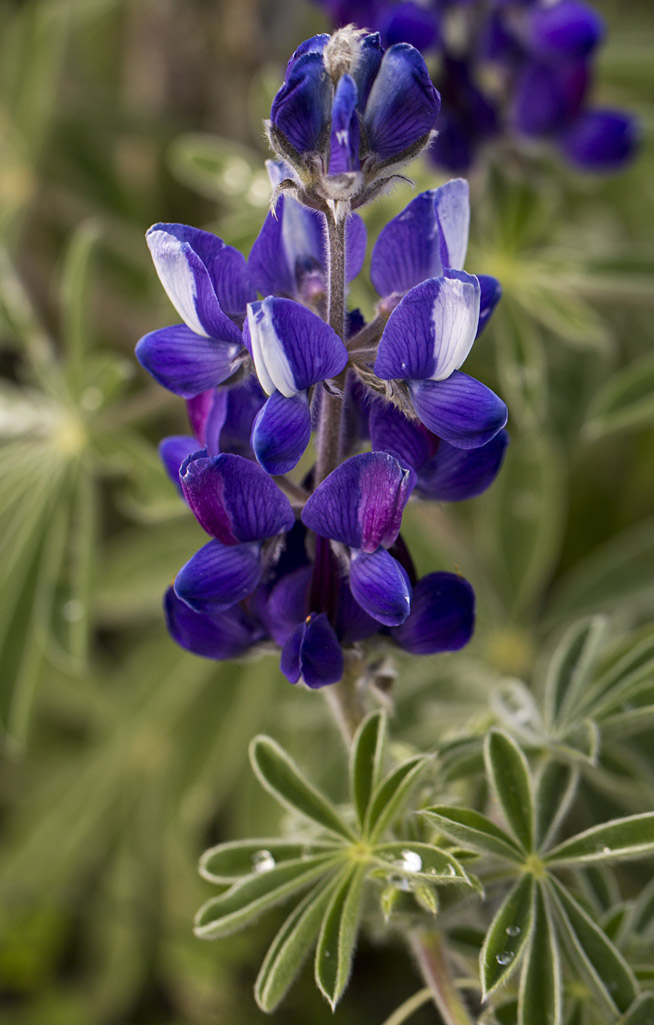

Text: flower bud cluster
xmin=312 ymin=0 xmax=639 ymax=173
xmin=135 ymin=32 xmax=508 ymax=689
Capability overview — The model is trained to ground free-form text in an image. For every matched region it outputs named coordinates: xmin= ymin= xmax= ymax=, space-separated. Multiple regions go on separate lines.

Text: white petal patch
xmin=434 ymin=179 xmax=470 ymax=271
xmin=247 ymin=300 xmax=297 ymax=398
xmin=429 ymin=275 xmax=480 ymax=381
xmin=147 ymin=230 xmax=208 ymax=337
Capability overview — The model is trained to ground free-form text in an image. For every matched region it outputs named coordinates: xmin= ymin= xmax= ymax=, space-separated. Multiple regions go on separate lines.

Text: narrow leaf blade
xmin=422 ymin=807 xmax=524 ymax=863
xmin=373 ymin=842 xmax=477 ymax=888
xmin=545 ymin=813 xmax=654 ymax=866
xmin=349 ymin=709 xmax=386 ymax=830
xmin=365 ymin=755 xmax=429 ymax=842
xmin=485 ymin=730 xmax=534 ymax=852
xmin=617 ymin=994 xmax=654 ymax=1025
xmin=534 ymin=761 xmax=579 ymax=851
xmin=543 ymin=616 xmax=608 ymax=727
xmin=518 ymin=884 xmax=561 ymax=1025
xmin=315 ymin=864 xmax=367 ymax=1010
xmin=250 ymin=735 xmax=355 ymax=840
xmin=481 ymin=874 xmax=535 ymax=998
xmin=199 ymin=838 xmax=341 ymax=883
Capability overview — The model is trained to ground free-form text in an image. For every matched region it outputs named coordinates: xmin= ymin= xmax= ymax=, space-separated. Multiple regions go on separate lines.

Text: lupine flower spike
xmin=136 ymin=28 xmax=507 ymax=690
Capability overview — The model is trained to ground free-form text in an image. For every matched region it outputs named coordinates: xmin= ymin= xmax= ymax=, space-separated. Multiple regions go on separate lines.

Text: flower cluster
xmin=136 ymin=31 xmax=508 ymax=689
xmin=311 ymin=0 xmax=639 ymax=173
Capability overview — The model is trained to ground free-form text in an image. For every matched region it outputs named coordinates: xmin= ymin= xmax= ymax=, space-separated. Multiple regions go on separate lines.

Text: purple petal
xmin=245 ymin=297 xmax=347 ymax=396
xmin=476 ymin=275 xmax=502 ymax=338
xmin=375 ymin=271 xmax=481 ymax=382
xmin=380 ymin=2 xmax=440 ymax=51
xmin=559 ymin=109 xmax=639 ymax=172
xmin=261 ymin=566 xmax=312 ymax=646
xmin=219 ymin=376 xmax=267 ymax=458
xmin=179 ymin=451 xmax=295 ymax=543
xmin=164 ymin=586 xmax=263 ymax=660
xmin=369 ymin=400 xmax=436 ymax=471
xmin=135 ymin=324 xmax=242 ymax=398
xmin=270 ymin=52 xmax=332 ymax=155
xmin=527 ymin=1 xmax=604 ymax=61
xmin=174 ymin=539 xmax=262 ymax=614
xmin=329 ymin=74 xmax=361 ymax=175
xmin=251 ymin=390 xmax=312 ymax=475
xmin=280 ymin=613 xmax=344 ymax=688
xmin=146 ymin=225 xmax=248 ymax=340
xmin=409 ymin=373 xmax=508 ymax=449
xmin=159 ymin=436 xmax=201 ymax=494
xmin=186 ymin=389 xmax=228 ymax=453
xmin=364 ymin=43 xmax=441 ymax=161
xmin=352 ymin=32 xmax=384 ymax=111
xmin=302 ymin=452 xmax=413 ymax=551
xmin=416 ymin=430 xmax=509 ymax=501
xmin=513 ymin=59 xmax=588 ymax=136
xmin=390 ymin=571 xmax=474 ymax=653
xmin=349 ymin=548 xmax=411 ymax=627
xmin=370 ymin=181 xmax=469 ymax=298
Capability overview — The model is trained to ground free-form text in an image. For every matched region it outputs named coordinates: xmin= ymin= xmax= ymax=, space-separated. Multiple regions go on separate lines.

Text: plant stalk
xmin=408 ymin=931 xmax=475 ymax=1025
xmin=315 ymin=212 xmax=347 ymax=486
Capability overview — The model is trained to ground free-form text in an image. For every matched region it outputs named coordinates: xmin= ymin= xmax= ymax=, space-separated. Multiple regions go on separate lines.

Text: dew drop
xmin=252 ymin=849 xmax=275 ymax=873
xmin=323 ymin=950 xmax=331 ymax=958
xmin=389 ymin=873 xmax=412 ymax=892
xmin=505 ymin=925 xmax=521 ymax=937
xmin=395 ymin=849 xmax=422 ymax=873
xmin=595 ymin=844 xmax=611 ymax=855
xmin=496 ymin=951 xmax=515 ymax=966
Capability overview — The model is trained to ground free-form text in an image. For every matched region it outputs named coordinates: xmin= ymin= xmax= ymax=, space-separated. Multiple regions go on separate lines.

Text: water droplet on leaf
xmin=389 ymin=873 xmax=412 ymax=892
xmin=394 ymin=849 xmax=422 ymax=873
xmin=252 ymin=849 xmax=275 ymax=873
xmin=496 ymin=951 xmax=515 ymax=966
xmin=506 ymin=925 xmax=521 ymax=937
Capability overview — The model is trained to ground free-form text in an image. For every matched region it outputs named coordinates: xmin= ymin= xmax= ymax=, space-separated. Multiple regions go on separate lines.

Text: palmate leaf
xmin=194 ymin=853 xmax=342 ymax=940
xmin=545 ymin=813 xmax=654 ymax=867
xmin=315 ymin=863 xmax=367 ymax=1010
xmin=542 ymin=616 xmax=608 ymax=729
xmin=255 ymin=873 xmax=341 ymax=1013
xmin=364 ymin=755 xmax=430 ymax=842
xmin=480 ymin=873 xmax=535 ymax=998
xmin=484 ymin=730 xmax=534 ymax=852
xmin=249 ymin=736 xmax=356 ymax=841
xmin=518 ymin=885 xmax=561 ymax=1025
xmin=422 ymin=807 xmax=524 ymax=863
xmin=547 ymin=876 xmax=638 ymax=1016
xmin=349 ymin=709 xmax=386 ymax=830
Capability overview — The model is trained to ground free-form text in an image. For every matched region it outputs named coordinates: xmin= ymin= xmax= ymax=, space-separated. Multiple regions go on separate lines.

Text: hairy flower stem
xmin=315 ymin=212 xmax=347 ymax=486
xmin=408 ymin=931 xmax=475 ymax=1025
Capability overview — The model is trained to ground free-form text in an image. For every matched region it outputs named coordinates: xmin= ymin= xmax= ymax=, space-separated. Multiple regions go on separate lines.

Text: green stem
xmin=408 ymin=931 xmax=475 ymax=1025
xmin=324 ymin=654 xmax=367 ymax=744
xmin=379 ymin=987 xmax=432 ymax=1025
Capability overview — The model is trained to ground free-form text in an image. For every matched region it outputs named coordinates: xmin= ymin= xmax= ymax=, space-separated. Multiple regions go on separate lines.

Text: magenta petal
xmin=409 ymin=373 xmax=508 ymax=449
xmin=174 ymin=539 xmax=262 ymax=613
xmin=349 ymin=548 xmax=411 ymax=627
xmin=135 ymin=325 xmax=242 ymax=398
xmin=186 ymin=389 xmax=228 ymax=452
xmin=390 ymin=572 xmax=474 ymax=653
xmin=280 ymin=613 xmax=344 ymax=688
xmin=302 ymin=452 xmax=413 ymax=552
xmin=164 ymin=586 xmax=263 ymax=660
xmin=251 ymin=391 xmax=312 ymax=475
xmin=179 ymin=451 xmax=295 ymax=543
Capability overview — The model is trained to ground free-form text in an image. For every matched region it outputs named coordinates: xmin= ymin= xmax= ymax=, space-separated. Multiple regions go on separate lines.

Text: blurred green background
xmin=0 ymin=1 xmax=652 ymax=1022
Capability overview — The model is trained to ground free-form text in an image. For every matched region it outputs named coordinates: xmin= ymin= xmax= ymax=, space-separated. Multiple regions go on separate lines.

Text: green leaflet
xmin=617 ymin=994 xmax=654 ymax=1025
xmin=315 ymin=863 xmax=367 ymax=1010
xmin=534 ymin=760 xmax=579 ymax=851
xmin=518 ymin=885 xmax=561 ymax=1025
xmin=255 ymin=872 xmax=342 ymax=1013
xmin=481 ymin=874 xmax=534 ymax=999
xmin=373 ymin=842 xmax=476 ymax=889
xmin=584 ymin=352 xmax=654 ymax=441
xmin=422 ymin=807 xmax=524 ymax=863
xmin=249 ymin=735 xmax=356 ymax=841
xmin=364 ymin=755 xmax=430 ymax=842
xmin=199 ymin=839 xmax=342 ymax=883
xmin=547 ymin=876 xmax=638 ymax=1015
xmin=545 ymin=812 xmax=654 ymax=866
xmin=543 ymin=616 xmax=608 ymax=728
xmin=194 ymin=853 xmax=340 ymax=940
xmin=485 ymin=730 xmax=534 ymax=852
xmin=349 ymin=709 xmax=387 ymax=829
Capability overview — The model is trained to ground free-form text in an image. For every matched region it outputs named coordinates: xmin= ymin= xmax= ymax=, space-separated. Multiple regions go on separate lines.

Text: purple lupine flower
xmin=267 ymin=27 xmax=441 ymax=212
xmin=136 ymin=225 xmax=255 ymax=397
